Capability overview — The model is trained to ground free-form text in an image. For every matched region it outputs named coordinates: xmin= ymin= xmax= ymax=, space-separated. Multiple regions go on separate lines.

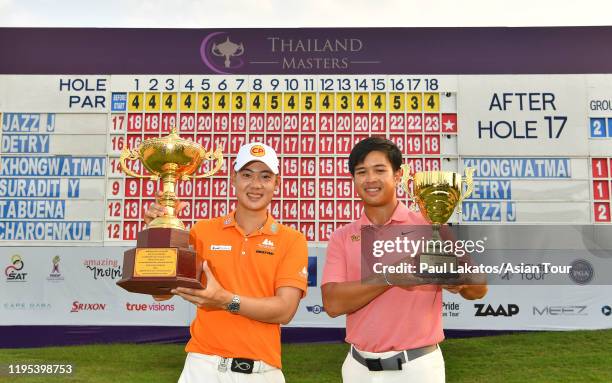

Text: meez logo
xmin=475 ymin=304 xmax=519 ymax=317
xmin=250 ymin=145 xmax=265 ymax=157
xmin=71 ymin=301 xmax=107 ymax=313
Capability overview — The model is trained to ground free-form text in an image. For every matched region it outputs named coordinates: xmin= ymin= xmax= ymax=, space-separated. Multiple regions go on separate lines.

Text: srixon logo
xmin=475 ymin=304 xmax=519 ymax=317
xmin=70 ymin=301 xmax=107 ymax=313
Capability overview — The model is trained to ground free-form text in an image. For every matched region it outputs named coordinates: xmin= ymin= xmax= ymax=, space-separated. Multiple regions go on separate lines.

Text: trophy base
xmin=416 ymin=252 xmax=459 ymax=283
xmin=117 ymin=227 xmax=204 ymax=296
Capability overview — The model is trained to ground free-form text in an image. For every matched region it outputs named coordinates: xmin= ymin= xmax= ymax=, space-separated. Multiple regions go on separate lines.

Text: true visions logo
xmin=125 ymin=302 xmax=175 ymax=312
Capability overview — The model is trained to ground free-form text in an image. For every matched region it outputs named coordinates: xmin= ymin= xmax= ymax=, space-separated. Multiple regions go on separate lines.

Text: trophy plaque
xmin=400 ymin=165 xmax=475 ymax=281
xmin=116 ymin=128 xmax=223 ymax=295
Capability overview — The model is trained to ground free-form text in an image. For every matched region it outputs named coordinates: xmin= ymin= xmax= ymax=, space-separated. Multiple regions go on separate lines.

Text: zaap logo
xmin=70 ymin=301 xmax=107 ymax=313
xmin=475 ymin=304 xmax=519 ymax=317
xmin=250 ymin=145 xmax=266 ymax=157
xmin=306 ymin=305 xmax=325 ymax=314
xmin=125 ymin=302 xmax=175 ymax=312
xmin=5 ymin=255 xmax=27 ymax=282
xmin=200 ymin=32 xmax=245 ymax=74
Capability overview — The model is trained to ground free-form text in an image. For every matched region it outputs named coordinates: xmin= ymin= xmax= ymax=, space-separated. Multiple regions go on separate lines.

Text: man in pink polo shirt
xmin=322 ymin=137 xmax=487 ymax=382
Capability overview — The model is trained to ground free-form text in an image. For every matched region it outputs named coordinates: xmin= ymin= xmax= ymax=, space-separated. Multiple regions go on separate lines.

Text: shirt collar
xmin=358 ymin=202 xmax=412 ymax=226
xmin=222 ymin=210 xmax=279 ymax=236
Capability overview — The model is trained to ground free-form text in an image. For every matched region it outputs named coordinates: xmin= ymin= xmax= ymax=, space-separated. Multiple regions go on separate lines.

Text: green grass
xmin=0 ymin=330 xmax=611 ymax=382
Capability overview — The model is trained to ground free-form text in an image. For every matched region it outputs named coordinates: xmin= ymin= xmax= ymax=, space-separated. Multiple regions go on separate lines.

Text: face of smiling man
xmin=231 ymin=161 xmax=280 ymax=212
xmin=353 ymin=150 xmax=402 ymax=208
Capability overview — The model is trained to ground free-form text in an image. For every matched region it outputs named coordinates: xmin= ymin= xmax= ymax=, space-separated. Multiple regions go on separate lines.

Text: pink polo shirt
xmin=322 ymin=202 xmax=444 ymax=352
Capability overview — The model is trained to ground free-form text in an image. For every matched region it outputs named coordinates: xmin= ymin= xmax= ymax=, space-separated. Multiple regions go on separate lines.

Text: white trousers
xmin=178 ymin=352 xmax=285 ymax=383
xmin=341 ymin=346 xmax=445 ymax=383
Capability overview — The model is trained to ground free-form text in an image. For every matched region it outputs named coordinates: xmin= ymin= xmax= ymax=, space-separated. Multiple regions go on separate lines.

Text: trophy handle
xmin=400 ymin=164 xmax=417 ymax=210
xmin=458 ymin=167 xmax=476 ymax=212
xmin=184 ymin=147 xmax=224 ymax=180
xmin=211 ymin=43 xmax=223 ymax=57
xmin=119 ymin=148 xmax=158 ymax=180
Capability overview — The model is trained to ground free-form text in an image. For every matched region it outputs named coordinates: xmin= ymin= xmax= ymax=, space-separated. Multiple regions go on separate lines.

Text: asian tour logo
xmin=47 ymin=255 xmax=64 ymax=282
xmin=200 ymin=32 xmax=245 ymax=74
xmin=5 ymin=255 xmax=27 ymax=282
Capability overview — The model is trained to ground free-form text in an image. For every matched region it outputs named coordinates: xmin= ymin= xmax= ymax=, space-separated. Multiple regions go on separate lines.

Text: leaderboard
xmin=1 ymin=28 xmax=612 ymax=245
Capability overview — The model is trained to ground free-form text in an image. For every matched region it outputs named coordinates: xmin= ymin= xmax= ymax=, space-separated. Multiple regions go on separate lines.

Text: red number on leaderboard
xmin=231 ymin=114 xmax=246 ymax=132
xmin=195 ymin=179 xmax=210 ymax=197
xmin=266 ymin=135 xmax=282 ymax=152
xmin=389 ymin=114 xmax=405 ymax=132
xmin=211 ymin=200 xmax=228 ymax=216
xmin=354 ymin=114 xmax=369 ymax=132
xmin=320 ymin=179 xmax=334 ymax=198
xmin=319 ymin=200 xmax=334 ymax=219
xmin=336 ymin=159 xmax=350 ymax=177
xmin=161 ymin=114 xmax=176 ymax=132
xmin=107 ymin=201 xmax=121 ymax=218
xmin=123 ymin=222 xmax=139 ymax=241
xmin=300 ymin=179 xmax=316 ymax=198
xmin=319 ymin=158 xmax=334 ymax=176
xmin=180 ymin=114 xmax=196 ymax=132
xmin=300 ymin=134 xmax=316 ymax=154
xmin=107 ymin=223 xmax=120 ymax=239
xmin=336 ymin=114 xmax=352 ymax=132
xmin=142 ymin=179 xmax=157 ymax=197
xmin=300 ymin=114 xmax=316 ymax=132
xmin=249 ymin=114 xmax=265 ymax=132
xmin=336 ymin=135 xmax=352 ymax=154
xmin=283 ymin=114 xmax=299 ymax=131
xmin=283 ymin=158 xmax=299 ymax=176
xmin=125 ymin=179 xmax=140 ymax=197
xmin=229 ymin=135 xmax=246 ymax=153
xmin=423 ymin=135 xmax=440 ymax=154
xmin=283 ymin=200 xmax=298 ymax=219
xmin=594 ymin=202 xmax=611 ymax=222
xmin=319 ymin=223 xmax=334 ymax=241
xmin=320 ymin=135 xmax=334 ymax=154
xmin=424 ymin=114 xmax=440 ymax=132
xmin=214 ymin=114 xmax=229 ymax=132
xmin=337 ymin=201 xmax=352 ymax=220
xmin=213 ymin=134 xmax=229 ymax=152
xmin=195 ymin=134 xmax=211 ymax=149
xmin=407 ymin=114 xmax=422 ymax=132
xmin=300 ymin=200 xmax=315 ymax=220
xmin=300 ymin=222 xmax=316 ymax=241
xmin=389 ymin=135 xmax=405 ymax=152
xmin=283 ymin=134 xmax=299 ymax=154
xmin=212 ymin=179 xmax=228 ymax=198
xmin=144 ymin=114 xmax=160 ymax=132
xmin=593 ymin=181 xmax=610 ymax=200
xmin=127 ymin=114 xmax=143 ymax=131
xmin=266 ymin=115 xmax=282 ymax=132
xmin=337 ymin=179 xmax=353 ymax=198
xmin=371 ymin=114 xmax=386 ymax=132
xmin=193 ymin=200 xmax=209 ymax=219
xmin=406 ymin=136 xmax=423 ymax=154
xmin=197 ymin=114 xmax=213 ymax=132
xmin=300 ymin=158 xmax=316 ymax=176
xmin=110 ymin=136 xmax=124 ymax=151
xmin=111 ymin=115 xmax=125 ymax=131
xmin=124 ymin=199 xmax=140 ymax=219
xmin=424 ymin=158 xmax=441 ymax=171
xmin=592 ymin=158 xmax=609 ymax=178
xmin=283 ymin=178 xmax=298 ymax=198
xmin=319 ymin=114 xmax=334 ymax=132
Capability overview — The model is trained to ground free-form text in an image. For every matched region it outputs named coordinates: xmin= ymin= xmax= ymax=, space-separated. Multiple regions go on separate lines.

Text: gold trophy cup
xmin=116 ymin=128 xmax=223 ymax=295
xmin=400 ymin=165 xmax=475 ymax=281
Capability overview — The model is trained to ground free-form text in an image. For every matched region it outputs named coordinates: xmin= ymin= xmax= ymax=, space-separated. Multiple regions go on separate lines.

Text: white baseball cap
xmin=233 ymin=142 xmax=279 ymax=174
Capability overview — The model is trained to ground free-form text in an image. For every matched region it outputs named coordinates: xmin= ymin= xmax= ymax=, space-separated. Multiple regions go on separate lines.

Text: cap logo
xmin=250 ymin=145 xmax=265 ymax=157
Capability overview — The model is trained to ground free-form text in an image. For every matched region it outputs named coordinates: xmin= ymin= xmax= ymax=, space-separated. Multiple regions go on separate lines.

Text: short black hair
xmin=348 ymin=137 xmax=402 ymax=176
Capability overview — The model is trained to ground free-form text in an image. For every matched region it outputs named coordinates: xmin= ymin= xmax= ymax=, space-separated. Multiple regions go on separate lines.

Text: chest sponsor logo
xmin=210 ymin=245 xmax=232 ymax=251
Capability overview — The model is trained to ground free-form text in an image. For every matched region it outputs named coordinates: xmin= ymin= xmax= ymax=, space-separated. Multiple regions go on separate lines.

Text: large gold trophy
xmin=116 ymin=128 xmax=223 ymax=295
xmin=400 ymin=165 xmax=475 ymax=281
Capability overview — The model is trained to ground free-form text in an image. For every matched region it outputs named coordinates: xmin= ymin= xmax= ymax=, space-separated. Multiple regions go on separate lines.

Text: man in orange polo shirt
xmin=145 ymin=142 xmax=308 ymax=383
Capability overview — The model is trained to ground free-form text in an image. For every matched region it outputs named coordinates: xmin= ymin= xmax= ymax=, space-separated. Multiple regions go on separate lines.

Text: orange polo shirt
xmin=186 ymin=211 xmax=308 ymax=368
